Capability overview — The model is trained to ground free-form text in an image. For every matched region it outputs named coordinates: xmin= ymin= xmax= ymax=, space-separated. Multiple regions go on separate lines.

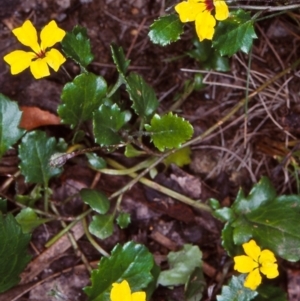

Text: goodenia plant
xmin=1 ymin=1 xmax=300 ymax=300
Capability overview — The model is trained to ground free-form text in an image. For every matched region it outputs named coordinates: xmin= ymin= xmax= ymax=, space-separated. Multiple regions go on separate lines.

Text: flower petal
xmin=243 ymin=240 xmax=261 ymax=262
xmin=175 ymin=1 xmax=206 ymax=22
xmin=244 ymin=268 xmax=262 ymax=290
xmin=12 ymin=20 xmax=41 ymax=54
xmin=259 ymin=249 xmax=278 ymax=278
xmin=214 ymin=0 xmax=229 ymax=21
xmin=260 ymin=262 xmax=279 ymax=279
xmin=110 ymin=280 xmax=131 ymax=301
xmin=132 ymin=292 xmax=146 ymax=301
xmin=30 ymin=58 xmax=50 ymax=79
xmin=259 ymin=249 xmax=277 ymax=264
xmin=45 ymin=48 xmax=66 ymax=71
xmin=195 ymin=10 xmax=216 ymax=41
xmin=40 ymin=20 xmax=66 ymax=50
xmin=4 ymin=50 xmax=35 ymax=74
xmin=234 ymin=255 xmax=259 ymax=273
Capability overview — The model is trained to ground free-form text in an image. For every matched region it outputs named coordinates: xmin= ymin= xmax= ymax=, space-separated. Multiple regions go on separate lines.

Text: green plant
xmin=1 ymin=1 xmax=300 ymax=300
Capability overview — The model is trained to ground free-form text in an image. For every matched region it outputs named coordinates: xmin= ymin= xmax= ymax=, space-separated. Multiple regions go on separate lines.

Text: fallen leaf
xmin=19 ymin=106 xmax=61 ymax=130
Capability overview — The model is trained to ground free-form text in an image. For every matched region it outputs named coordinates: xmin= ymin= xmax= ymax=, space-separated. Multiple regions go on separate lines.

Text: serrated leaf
xmin=15 ymin=207 xmax=49 ymax=233
xmin=89 ymin=214 xmax=114 ymax=240
xmin=58 ymin=72 xmax=107 ymax=128
xmin=111 ymin=44 xmax=130 ymax=77
xmin=0 ymin=94 xmax=24 ymax=158
xmin=221 ymin=177 xmax=300 ymax=261
xmin=254 ymin=285 xmax=287 ymax=301
xmin=233 ymin=194 xmax=300 ymax=261
xmin=116 ymin=212 xmax=131 ymax=229
xmin=126 ymin=72 xmax=159 ymax=119
xmin=213 ymin=10 xmax=257 ymax=56
xmin=221 ymin=222 xmax=236 ymax=256
xmin=0 ymin=213 xmax=31 ymax=293
xmin=145 ymin=113 xmax=194 ymax=151
xmin=216 ymin=275 xmax=258 ymax=301
xmin=80 ymin=188 xmax=110 ymax=214
xmin=84 ymin=241 xmax=154 ymax=301
xmin=158 ymin=244 xmax=202 ymax=286
xmin=163 ymin=146 xmax=191 ymax=167
xmin=18 ymin=131 xmax=64 ymax=185
xmin=232 ymin=177 xmax=277 ymax=213
xmin=62 ymin=25 xmax=94 ymax=67
xmin=93 ymin=104 xmax=131 ymax=146
xmin=86 ymin=153 xmax=107 ymax=169
xmin=148 ymin=14 xmax=184 ymax=46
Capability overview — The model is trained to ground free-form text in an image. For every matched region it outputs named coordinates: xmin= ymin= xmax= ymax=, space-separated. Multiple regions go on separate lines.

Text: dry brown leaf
xmin=19 ymin=106 xmax=61 ymax=130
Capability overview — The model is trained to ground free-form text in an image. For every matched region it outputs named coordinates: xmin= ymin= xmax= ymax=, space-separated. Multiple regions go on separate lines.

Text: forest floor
xmin=1 ymin=0 xmax=300 ymax=300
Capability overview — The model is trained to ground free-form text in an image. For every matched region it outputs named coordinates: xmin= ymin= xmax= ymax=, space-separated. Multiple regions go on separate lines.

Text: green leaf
xmin=124 ymin=144 xmax=146 ymax=158
xmin=145 ymin=113 xmax=194 ymax=151
xmin=86 ymin=153 xmax=107 ymax=169
xmin=80 ymin=188 xmax=110 ymax=214
xmin=233 ymin=194 xmax=300 ymax=261
xmin=18 ymin=131 xmax=64 ymax=185
xmin=216 ymin=275 xmax=258 ymax=301
xmin=15 ymin=185 xmax=43 ymax=207
xmin=89 ymin=214 xmax=114 ymax=240
xmin=158 ymin=244 xmax=202 ymax=286
xmin=116 ymin=212 xmax=131 ymax=229
xmin=221 ymin=177 xmax=300 ymax=261
xmin=185 ymin=267 xmax=206 ymax=301
xmin=187 ymin=40 xmax=230 ymax=72
xmin=93 ymin=104 xmax=131 ymax=146
xmin=126 ymin=72 xmax=159 ymax=120
xmin=232 ymin=177 xmax=277 ymax=213
xmin=0 ymin=94 xmax=24 ymax=158
xmin=254 ymin=285 xmax=287 ymax=301
xmin=111 ymin=44 xmax=130 ymax=77
xmin=208 ymin=198 xmax=220 ymax=210
xmin=15 ymin=207 xmax=49 ymax=233
xmin=0 ymin=213 xmax=31 ymax=293
xmin=214 ymin=207 xmax=234 ymax=222
xmin=58 ymin=72 xmax=107 ymax=128
xmin=0 ymin=198 xmax=7 ymax=213
xmin=213 ymin=10 xmax=257 ymax=56
xmin=145 ymin=264 xmax=161 ymax=301
xmin=221 ymin=222 xmax=236 ymax=256
xmin=62 ymin=25 xmax=94 ymax=67
xmin=148 ymin=14 xmax=184 ymax=46
xmin=163 ymin=147 xmax=191 ymax=167
xmin=84 ymin=241 xmax=154 ymax=301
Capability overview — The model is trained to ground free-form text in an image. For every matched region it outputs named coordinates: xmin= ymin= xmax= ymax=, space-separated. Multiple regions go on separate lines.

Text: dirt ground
xmin=1 ymin=0 xmax=300 ymax=300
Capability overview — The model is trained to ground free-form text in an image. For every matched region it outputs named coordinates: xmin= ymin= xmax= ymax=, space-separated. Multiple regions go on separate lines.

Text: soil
xmin=1 ymin=0 xmax=300 ymax=300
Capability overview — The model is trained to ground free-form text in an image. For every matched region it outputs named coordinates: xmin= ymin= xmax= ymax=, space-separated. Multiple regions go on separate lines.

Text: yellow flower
xmin=4 ymin=20 xmax=66 ymax=79
xmin=175 ymin=0 xmax=229 ymax=41
xmin=233 ymin=240 xmax=279 ymax=290
xmin=110 ymin=280 xmax=146 ymax=301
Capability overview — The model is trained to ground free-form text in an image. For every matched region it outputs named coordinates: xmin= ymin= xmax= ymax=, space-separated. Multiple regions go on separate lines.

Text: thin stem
xmin=45 ymin=209 xmax=92 ymax=248
xmin=183 ymin=58 xmax=300 ymax=148
xmin=230 ymin=4 xmax=300 ymax=11
xmin=50 ymin=203 xmax=92 ymax=273
xmin=107 ymin=74 xmax=125 ymax=98
xmin=106 ymin=158 xmax=212 ymax=212
xmin=82 ymin=216 xmax=109 ymax=257
xmin=98 ymin=157 xmax=157 ymax=176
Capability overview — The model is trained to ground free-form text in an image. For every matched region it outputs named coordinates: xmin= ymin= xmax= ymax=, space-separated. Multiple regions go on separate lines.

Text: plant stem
xmin=105 ymin=158 xmax=212 ymax=212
